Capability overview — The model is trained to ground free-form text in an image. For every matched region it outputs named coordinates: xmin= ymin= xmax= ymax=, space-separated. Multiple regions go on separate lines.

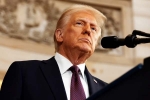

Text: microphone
xmin=101 ymin=36 xmax=125 ymax=48
xmin=101 ymin=30 xmax=150 ymax=48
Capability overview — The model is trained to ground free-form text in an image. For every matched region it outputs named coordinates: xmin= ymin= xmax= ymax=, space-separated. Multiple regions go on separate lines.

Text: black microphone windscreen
xmin=101 ymin=36 xmax=120 ymax=48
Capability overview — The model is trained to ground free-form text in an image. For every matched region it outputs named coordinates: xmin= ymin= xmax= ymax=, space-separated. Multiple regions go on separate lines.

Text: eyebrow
xmin=76 ymin=18 xmax=97 ymax=27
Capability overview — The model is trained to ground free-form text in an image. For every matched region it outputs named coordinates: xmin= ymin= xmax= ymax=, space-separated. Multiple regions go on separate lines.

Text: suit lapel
xmin=85 ymin=67 xmax=101 ymax=95
xmin=40 ymin=57 xmax=67 ymax=100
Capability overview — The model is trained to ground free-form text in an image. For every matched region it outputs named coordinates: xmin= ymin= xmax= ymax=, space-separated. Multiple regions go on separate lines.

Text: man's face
xmin=60 ymin=11 xmax=101 ymax=55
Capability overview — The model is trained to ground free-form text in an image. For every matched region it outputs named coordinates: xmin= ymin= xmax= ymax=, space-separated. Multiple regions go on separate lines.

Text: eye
xmin=76 ymin=21 xmax=83 ymax=26
xmin=91 ymin=27 xmax=97 ymax=31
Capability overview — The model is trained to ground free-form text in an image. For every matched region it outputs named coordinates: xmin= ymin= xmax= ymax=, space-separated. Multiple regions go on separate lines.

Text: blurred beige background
xmin=0 ymin=0 xmax=150 ymax=88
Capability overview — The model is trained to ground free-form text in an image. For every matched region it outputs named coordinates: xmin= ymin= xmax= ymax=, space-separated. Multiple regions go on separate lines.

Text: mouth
xmin=79 ymin=38 xmax=91 ymax=44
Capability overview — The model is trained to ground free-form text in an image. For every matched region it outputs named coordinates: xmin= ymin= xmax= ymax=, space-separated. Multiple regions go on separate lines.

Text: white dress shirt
xmin=54 ymin=52 xmax=89 ymax=100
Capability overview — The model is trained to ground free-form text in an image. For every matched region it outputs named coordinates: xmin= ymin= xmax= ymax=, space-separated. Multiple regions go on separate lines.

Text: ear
xmin=55 ymin=29 xmax=64 ymax=42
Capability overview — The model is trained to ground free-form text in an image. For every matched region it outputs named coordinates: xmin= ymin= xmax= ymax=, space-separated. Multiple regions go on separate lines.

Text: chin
xmin=76 ymin=44 xmax=93 ymax=53
xmin=80 ymin=47 xmax=92 ymax=53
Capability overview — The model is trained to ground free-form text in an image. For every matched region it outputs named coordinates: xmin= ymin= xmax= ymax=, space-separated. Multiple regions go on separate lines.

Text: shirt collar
xmin=54 ymin=52 xmax=86 ymax=78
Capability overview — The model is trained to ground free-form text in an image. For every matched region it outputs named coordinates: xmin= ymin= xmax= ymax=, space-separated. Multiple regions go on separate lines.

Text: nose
xmin=83 ymin=24 xmax=91 ymax=36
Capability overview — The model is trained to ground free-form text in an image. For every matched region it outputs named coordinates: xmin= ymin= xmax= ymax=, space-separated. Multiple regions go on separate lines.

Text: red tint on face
xmin=61 ymin=11 xmax=101 ymax=55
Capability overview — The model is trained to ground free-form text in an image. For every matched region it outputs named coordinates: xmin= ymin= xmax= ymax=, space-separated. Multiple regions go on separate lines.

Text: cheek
xmin=93 ymin=34 xmax=100 ymax=45
xmin=66 ymin=26 xmax=79 ymax=35
xmin=68 ymin=28 xmax=82 ymax=41
xmin=63 ymin=27 xmax=80 ymax=43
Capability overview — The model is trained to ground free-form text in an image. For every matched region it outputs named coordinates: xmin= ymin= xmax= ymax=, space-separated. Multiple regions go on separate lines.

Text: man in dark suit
xmin=0 ymin=4 xmax=107 ymax=100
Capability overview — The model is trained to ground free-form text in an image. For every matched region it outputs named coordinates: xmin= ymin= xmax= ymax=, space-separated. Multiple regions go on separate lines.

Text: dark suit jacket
xmin=0 ymin=57 xmax=107 ymax=100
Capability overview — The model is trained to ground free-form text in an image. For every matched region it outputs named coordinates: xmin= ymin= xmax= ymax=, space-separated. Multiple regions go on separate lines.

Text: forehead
xmin=70 ymin=11 xmax=98 ymax=25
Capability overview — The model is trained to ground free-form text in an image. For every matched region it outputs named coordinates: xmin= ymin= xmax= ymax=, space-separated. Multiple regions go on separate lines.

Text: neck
xmin=58 ymin=48 xmax=91 ymax=65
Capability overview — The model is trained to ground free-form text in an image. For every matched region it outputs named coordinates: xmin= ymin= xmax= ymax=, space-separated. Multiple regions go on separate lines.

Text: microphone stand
xmin=125 ymin=30 xmax=150 ymax=48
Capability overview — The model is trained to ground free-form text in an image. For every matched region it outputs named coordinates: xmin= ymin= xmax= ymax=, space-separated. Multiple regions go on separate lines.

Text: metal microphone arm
xmin=125 ymin=30 xmax=150 ymax=48
xmin=132 ymin=30 xmax=150 ymax=37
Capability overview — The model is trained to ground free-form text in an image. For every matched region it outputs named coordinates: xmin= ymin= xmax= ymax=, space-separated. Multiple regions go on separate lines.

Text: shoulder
xmin=12 ymin=60 xmax=42 ymax=65
xmin=9 ymin=56 xmax=55 ymax=70
xmin=10 ymin=60 xmax=42 ymax=69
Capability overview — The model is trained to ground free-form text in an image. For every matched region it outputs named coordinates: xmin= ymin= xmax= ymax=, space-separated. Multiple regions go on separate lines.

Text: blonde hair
xmin=54 ymin=4 xmax=107 ymax=52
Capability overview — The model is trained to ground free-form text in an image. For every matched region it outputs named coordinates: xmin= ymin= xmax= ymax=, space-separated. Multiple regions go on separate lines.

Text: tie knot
xmin=70 ymin=65 xmax=80 ymax=73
